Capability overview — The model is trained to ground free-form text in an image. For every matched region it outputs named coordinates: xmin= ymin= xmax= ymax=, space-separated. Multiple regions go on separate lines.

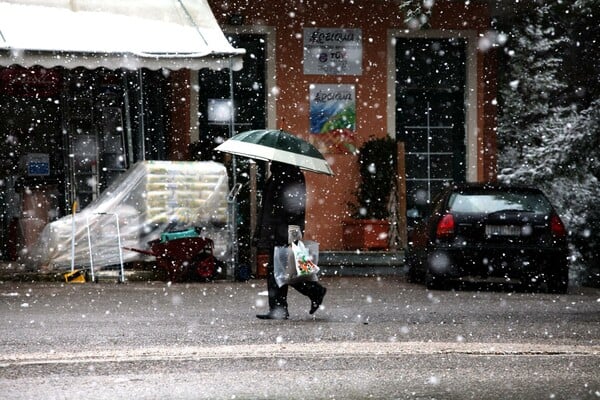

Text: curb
xmin=0 ymin=268 xmax=162 ymax=283
xmin=0 ymin=251 xmax=407 ymax=283
xmin=0 ymin=266 xmax=404 ymax=283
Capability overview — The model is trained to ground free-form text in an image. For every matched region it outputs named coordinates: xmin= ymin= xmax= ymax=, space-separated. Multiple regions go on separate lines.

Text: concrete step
xmin=318 ymin=250 xmax=406 ymax=277
xmin=0 ymin=251 xmax=407 ymax=282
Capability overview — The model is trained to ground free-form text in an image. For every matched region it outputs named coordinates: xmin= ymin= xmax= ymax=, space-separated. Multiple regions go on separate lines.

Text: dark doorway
xmin=196 ymin=33 xmax=268 ymax=269
xmin=395 ymin=37 xmax=467 ymax=226
xmin=195 ymin=33 xmax=267 ymax=162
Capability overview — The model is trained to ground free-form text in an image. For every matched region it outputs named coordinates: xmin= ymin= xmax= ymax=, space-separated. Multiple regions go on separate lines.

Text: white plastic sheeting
xmin=29 ymin=161 xmax=230 ymax=270
xmin=0 ymin=0 xmax=244 ymax=70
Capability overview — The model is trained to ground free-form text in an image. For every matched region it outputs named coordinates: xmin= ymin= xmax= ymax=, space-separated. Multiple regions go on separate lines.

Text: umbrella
xmin=215 ymin=129 xmax=334 ymax=175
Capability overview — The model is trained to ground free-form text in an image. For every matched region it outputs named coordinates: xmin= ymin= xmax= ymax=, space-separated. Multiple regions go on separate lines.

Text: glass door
xmin=395 ymin=37 xmax=467 ymax=226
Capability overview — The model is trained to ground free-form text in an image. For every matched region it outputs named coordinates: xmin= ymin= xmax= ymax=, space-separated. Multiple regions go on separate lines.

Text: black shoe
xmin=256 ymin=308 xmax=289 ymax=320
xmin=309 ymin=287 xmax=327 ymax=314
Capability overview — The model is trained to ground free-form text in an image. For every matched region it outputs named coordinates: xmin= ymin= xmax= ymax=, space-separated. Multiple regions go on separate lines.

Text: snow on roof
xmin=0 ymin=0 xmax=244 ymax=70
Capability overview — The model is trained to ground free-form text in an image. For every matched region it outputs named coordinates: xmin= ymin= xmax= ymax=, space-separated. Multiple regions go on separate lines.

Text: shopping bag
xmin=273 ymin=241 xmax=320 ymax=287
xmin=273 ymin=245 xmax=295 ymax=287
xmin=292 ymin=240 xmax=320 ymax=277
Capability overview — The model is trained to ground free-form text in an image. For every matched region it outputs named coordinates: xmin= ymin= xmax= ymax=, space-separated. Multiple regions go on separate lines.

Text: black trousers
xmin=267 ymin=247 xmax=324 ymax=311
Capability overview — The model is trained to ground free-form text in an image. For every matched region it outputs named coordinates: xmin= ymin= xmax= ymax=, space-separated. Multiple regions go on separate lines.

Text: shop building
xmin=0 ymin=0 xmax=243 ymax=262
xmin=204 ymin=0 xmax=497 ymax=251
xmin=1 ymin=0 xmax=498 ymax=265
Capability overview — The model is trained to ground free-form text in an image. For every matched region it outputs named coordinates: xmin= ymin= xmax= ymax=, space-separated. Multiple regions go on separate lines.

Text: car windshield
xmin=448 ymin=191 xmax=553 ymax=214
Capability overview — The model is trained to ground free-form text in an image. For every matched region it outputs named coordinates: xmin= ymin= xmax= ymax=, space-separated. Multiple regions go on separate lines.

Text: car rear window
xmin=447 ymin=191 xmax=553 ymax=214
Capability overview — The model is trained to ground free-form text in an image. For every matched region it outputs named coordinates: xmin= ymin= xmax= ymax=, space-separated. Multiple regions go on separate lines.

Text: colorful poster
xmin=303 ymin=28 xmax=362 ymax=75
xmin=309 ymin=84 xmax=357 ymax=154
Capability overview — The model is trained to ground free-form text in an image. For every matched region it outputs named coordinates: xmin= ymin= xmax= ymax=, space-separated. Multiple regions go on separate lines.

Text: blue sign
xmin=26 ymin=153 xmax=50 ymax=176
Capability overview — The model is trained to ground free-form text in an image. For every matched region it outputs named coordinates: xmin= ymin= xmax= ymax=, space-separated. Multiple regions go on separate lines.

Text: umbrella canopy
xmin=215 ymin=129 xmax=334 ymax=176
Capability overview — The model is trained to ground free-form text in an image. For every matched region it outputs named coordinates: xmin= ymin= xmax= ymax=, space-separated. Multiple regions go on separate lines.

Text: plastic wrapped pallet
xmin=28 ymin=161 xmax=230 ymax=270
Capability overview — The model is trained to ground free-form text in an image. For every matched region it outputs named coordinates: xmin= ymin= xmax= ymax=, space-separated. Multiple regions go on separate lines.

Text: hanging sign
xmin=303 ymin=28 xmax=362 ymax=75
xmin=309 ymin=84 xmax=357 ymax=154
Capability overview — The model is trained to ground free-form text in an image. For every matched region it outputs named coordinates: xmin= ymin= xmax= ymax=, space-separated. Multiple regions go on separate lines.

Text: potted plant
xmin=343 ymin=136 xmax=396 ymax=250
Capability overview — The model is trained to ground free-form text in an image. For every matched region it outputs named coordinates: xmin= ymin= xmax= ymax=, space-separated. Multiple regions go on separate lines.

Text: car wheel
xmin=546 ymin=270 xmax=569 ymax=294
xmin=425 ymin=270 xmax=447 ymax=290
xmin=405 ymin=251 xmax=421 ymax=283
xmin=407 ymin=265 xmax=418 ymax=283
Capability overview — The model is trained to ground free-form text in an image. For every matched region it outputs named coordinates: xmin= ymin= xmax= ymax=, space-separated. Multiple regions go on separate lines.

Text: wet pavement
xmin=1 ymin=275 xmax=599 ymax=399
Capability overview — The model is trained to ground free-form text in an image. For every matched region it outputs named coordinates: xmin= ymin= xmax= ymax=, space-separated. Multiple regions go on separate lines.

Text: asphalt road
xmin=1 ymin=276 xmax=599 ymax=399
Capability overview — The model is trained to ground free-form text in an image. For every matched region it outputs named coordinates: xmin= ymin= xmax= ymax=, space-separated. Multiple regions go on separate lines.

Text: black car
xmin=406 ymin=184 xmax=569 ymax=293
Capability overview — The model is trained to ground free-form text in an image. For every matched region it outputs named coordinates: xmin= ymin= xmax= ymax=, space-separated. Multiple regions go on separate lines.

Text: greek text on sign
xmin=304 ymin=28 xmax=362 ymax=76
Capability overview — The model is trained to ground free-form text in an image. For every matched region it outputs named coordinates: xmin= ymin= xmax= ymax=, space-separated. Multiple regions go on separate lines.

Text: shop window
xmin=0 ymin=67 xmax=65 ymax=260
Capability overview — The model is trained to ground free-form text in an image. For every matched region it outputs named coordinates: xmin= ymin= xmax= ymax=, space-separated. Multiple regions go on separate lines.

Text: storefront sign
xmin=25 ymin=153 xmax=50 ymax=176
xmin=304 ymin=28 xmax=362 ymax=75
xmin=309 ymin=84 xmax=357 ymax=154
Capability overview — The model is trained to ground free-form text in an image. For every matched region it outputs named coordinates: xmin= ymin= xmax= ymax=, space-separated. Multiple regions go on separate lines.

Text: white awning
xmin=0 ymin=0 xmax=245 ymax=71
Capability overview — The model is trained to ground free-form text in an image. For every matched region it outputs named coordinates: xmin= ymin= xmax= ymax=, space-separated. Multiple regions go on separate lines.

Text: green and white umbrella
xmin=215 ymin=129 xmax=334 ymax=176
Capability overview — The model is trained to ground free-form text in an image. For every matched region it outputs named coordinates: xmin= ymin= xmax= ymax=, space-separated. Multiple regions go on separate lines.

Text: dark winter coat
xmin=254 ymin=162 xmax=306 ymax=250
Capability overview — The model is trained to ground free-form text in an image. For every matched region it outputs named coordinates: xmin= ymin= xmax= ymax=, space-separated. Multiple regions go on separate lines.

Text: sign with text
xmin=309 ymin=84 xmax=357 ymax=154
xmin=303 ymin=28 xmax=362 ymax=75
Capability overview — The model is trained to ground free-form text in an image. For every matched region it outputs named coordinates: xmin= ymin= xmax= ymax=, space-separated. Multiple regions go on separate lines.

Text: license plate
xmin=485 ymin=225 xmax=521 ymax=236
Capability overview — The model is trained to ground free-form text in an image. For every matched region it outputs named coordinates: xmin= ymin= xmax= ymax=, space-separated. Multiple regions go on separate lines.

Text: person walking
xmin=254 ymin=161 xmax=326 ymax=320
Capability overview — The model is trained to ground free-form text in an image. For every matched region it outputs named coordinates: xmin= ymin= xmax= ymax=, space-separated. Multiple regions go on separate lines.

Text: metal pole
xmin=137 ymin=70 xmax=146 ymax=160
xmin=249 ymin=161 xmax=257 ymax=275
xmin=85 ymin=214 xmax=95 ymax=283
xmin=112 ymin=213 xmax=125 ymax=283
xmin=70 ymin=201 xmax=77 ymax=272
xmin=228 ymin=58 xmax=238 ymax=277
xmin=229 ymin=60 xmax=237 ymax=187
xmin=121 ymin=72 xmax=134 ymax=166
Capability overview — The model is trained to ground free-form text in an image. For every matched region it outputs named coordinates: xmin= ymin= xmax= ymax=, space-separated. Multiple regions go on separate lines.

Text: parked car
xmin=405 ymin=183 xmax=569 ymax=293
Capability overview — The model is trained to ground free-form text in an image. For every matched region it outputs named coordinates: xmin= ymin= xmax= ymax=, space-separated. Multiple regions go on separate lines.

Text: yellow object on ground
xmin=64 ymin=269 xmax=86 ymax=283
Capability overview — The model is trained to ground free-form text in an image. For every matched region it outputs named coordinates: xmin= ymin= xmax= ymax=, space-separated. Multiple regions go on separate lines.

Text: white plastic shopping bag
xmin=273 ymin=240 xmax=320 ymax=287
xmin=292 ymin=240 xmax=320 ymax=277
xmin=273 ymin=245 xmax=295 ymax=287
